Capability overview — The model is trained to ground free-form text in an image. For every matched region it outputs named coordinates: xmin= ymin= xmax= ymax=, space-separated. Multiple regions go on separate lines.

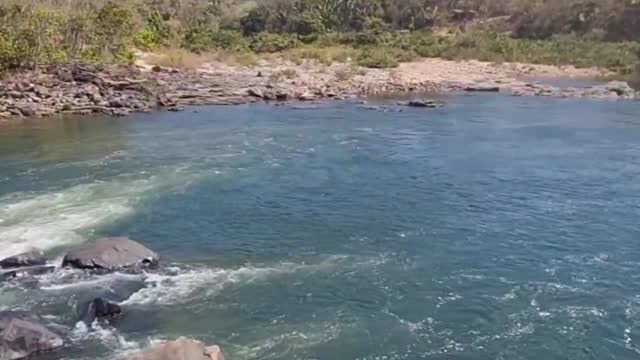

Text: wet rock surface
xmin=79 ymin=298 xmax=122 ymax=325
xmin=118 ymin=337 xmax=224 ymax=360
xmin=62 ymin=237 xmax=159 ymax=271
xmin=0 ymin=312 xmax=64 ymax=360
xmin=0 ymin=250 xmax=46 ymax=269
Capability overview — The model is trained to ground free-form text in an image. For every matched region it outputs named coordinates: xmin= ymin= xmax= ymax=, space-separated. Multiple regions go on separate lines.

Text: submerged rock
xmin=118 ymin=337 xmax=224 ymax=360
xmin=0 ymin=314 xmax=63 ymax=360
xmin=62 ymin=237 xmax=159 ymax=271
xmin=80 ymin=298 xmax=122 ymax=325
xmin=464 ymin=85 xmax=500 ymax=92
xmin=404 ymin=99 xmax=443 ymax=108
xmin=0 ymin=250 xmax=46 ymax=268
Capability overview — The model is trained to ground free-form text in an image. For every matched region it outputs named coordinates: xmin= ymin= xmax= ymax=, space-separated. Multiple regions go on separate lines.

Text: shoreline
xmin=0 ymin=57 xmax=637 ymax=121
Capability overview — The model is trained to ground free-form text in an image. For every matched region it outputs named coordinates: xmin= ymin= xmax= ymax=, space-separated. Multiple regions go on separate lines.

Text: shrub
xmin=93 ymin=2 xmax=134 ymax=61
xmin=357 ymin=47 xmax=399 ymax=68
xmin=134 ymin=28 xmax=161 ymax=50
xmin=249 ymin=33 xmax=300 ymax=53
xmin=210 ymin=30 xmax=249 ymax=51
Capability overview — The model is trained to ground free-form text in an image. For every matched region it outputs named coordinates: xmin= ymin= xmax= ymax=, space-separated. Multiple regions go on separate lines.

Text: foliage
xmin=249 ymin=32 xmax=300 ymax=53
xmin=0 ymin=0 xmax=638 ymax=74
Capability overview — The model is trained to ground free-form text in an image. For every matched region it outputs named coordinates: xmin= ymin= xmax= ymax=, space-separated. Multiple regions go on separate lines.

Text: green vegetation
xmin=0 ymin=0 xmax=638 ymax=75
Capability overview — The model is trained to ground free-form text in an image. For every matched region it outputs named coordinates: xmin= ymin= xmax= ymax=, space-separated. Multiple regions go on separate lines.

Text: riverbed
xmin=1 ymin=94 xmax=640 ymax=359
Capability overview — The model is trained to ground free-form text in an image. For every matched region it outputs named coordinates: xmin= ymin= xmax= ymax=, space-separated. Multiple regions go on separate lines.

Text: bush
xmin=182 ymin=25 xmax=216 ymax=53
xmin=357 ymin=47 xmax=399 ymax=68
xmin=210 ymin=30 xmax=249 ymax=51
xmin=249 ymin=33 xmax=300 ymax=53
xmin=134 ymin=28 xmax=161 ymax=50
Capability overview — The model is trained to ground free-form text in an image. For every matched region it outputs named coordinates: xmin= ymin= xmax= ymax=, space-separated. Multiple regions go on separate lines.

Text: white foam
xmin=71 ymin=320 xmax=142 ymax=356
xmin=38 ymin=268 xmax=143 ymax=291
xmin=233 ymin=321 xmax=341 ymax=359
xmin=122 ymin=256 xmax=359 ymax=306
xmin=0 ymin=166 xmax=200 ymax=259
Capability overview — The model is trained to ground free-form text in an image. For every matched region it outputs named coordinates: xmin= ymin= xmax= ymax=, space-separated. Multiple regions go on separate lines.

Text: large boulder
xmin=118 ymin=337 xmax=224 ymax=360
xmin=80 ymin=298 xmax=122 ymax=325
xmin=0 ymin=315 xmax=63 ymax=360
xmin=0 ymin=250 xmax=46 ymax=269
xmin=62 ymin=237 xmax=158 ymax=271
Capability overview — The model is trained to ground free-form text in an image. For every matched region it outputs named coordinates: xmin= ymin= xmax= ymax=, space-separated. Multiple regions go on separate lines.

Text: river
xmin=1 ymin=94 xmax=640 ymax=359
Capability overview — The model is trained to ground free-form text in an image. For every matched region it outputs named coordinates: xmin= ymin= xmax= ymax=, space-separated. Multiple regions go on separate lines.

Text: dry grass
xmin=146 ymin=47 xmax=259 ymax=69
xmin=146 ymin=47 xmax=205 ymax=70
xmin=269 ymin=68 xmax=298 ymax=81
xmin=207 ymin=50 xmax=258 ymax=67
xmin=286 ymin=46 xmax=357 ymax=65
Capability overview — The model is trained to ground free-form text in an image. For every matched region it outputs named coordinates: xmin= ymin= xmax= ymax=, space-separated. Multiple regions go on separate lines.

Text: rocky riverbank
xmin=0 ymin=237 xmax=224 ymax=360
xmin=0 ymin=58 xmax=637 ymax=120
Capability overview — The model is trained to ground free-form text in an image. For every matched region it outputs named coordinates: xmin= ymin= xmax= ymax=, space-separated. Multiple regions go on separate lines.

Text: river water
xmin=1 ymin=95 xmax=640 ymax=359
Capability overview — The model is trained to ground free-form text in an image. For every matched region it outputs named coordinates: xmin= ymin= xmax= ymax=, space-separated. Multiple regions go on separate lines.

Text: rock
xmin=18 ymin=104 xmax=37 ymax=117
xmin=0 ymin=317 xmax=63 ymax=360
xmin=156 ymin=96 xmax=176 ymax=107
xmin=62 ymin=237 xmax=159 ymax=271
xmin=82 ymin=85 xmax=103 ymax=103
xmin=206 ymin=345 xmax=224 ymax=360
xmin=0 ymin=266 xmax=54 ymax=282
xmin=32 ymin=85 xmax=50 ymax=98
xmin=247 ymin=88 xmax=264 ymax=98
xmin=118 ymin=337 xmax=223 ymax=360
xmin=0 ymin=311 xmax=40 ymax=326
xmin=7 ymin=91 xmax=24 ymax=99
xmin=405 ymin=99 xmax=442 ymax=108
xmin=108 ymin=98 xmax=128 ymax=108
xmin=112 ymin=108 xmax=131 ymax=117
xmin=601 ymin=81 xmax=635 ymax=97
xmin=151 ymin=65 xmax=163 ymax=73
xmin=275 ymin=89 xmax=289 ymax=101
xmin=464 ymin=86 xmax=500 ymax=92
xmin=0 ymin=250 xmax=46 ymax=268
xmin=298 ymin=91 xmax=315 ymax=101
xmin=167 ymin=105 xmax=185 ymax=112
xmin=80 ymin=298 xmax=122 ymax=325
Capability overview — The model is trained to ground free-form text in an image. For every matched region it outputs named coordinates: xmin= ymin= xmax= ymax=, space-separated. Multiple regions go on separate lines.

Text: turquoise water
xmin=1 ymin=95 xmax=640 ymax=359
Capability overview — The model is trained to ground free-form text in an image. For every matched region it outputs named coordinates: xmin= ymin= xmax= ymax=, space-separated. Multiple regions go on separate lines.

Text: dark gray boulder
xmin=62 ymin=237 xmax=158 ymax=271
xmin=0 ymin=250 xmax=46 ymax=269
xmin=0 ymin=315 xmax=63 ymax=360
xmin=80 ymin=298 xmax=122 ymax=325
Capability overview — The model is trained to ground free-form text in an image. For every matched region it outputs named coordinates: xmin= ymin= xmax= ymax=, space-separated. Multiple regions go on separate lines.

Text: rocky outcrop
xmin=0 ymin=250 xmax=46 ymax=269
xmin=118 ymin=337 xmax=224 ymax=360
xmin=80 ymin=298 xmax=122 ymax=325
xmin=62 ymin=237 xmax=158 ymax=271
xmin=0 ymin=312 xmax=63 ymax=360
